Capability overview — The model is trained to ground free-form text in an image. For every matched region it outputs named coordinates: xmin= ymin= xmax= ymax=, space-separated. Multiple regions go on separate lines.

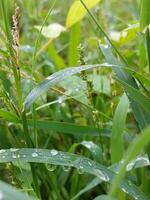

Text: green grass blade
xmin=0 ymin=181 xmax=34 ymax=200
xmin=116 ymin=78 xmax=150 ymax=113
xmin=72 ymin=155 xmax=150 ymax=200
xmin=0 ymin=148 xmax=148 ymax=200
xmin=0 ymin=109 xmax=19 ymax=123
xmin=71 ymin=177 xmax=101 ymax=200
xmin=109 ymin=125 xmax=150 ymax=197
xmin=68 ymin=23 xmax=80 ymax=66
xmin=28 ymin=120 xmax=110 ymax=137
xmin=24 ymin=63 xmax=108 ymax=109
xmin=111 ymin=93 xmax=129 ymax=164
xmin=140 ymin=0 xmax=150 ymax=30
xmin=140 ymin=0 xmax=150 ymax=71
xmin=93 ymin=195 xmax=116 ymax=200
xmin=99 ymin=40 xmax=150 ymax=129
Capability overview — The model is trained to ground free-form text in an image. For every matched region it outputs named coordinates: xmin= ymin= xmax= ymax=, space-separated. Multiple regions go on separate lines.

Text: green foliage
xmin=0 ymin=0 xmax=150 ymax=200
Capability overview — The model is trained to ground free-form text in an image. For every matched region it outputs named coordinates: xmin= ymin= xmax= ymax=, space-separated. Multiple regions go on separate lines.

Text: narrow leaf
xmin=66 ymin=0 xmax=100 ymax=28
xmin=111 ymin=93 xmax=129 ymax=163
xmin=109 ymin=126 xmax=150 ymax=197
xmin=117 ymin=78 xmax=150 ymax=113
xmin=0 ymin=181 xmax=34 ymax=200
xmin=0 ymin=148 xmax=148 ymax=200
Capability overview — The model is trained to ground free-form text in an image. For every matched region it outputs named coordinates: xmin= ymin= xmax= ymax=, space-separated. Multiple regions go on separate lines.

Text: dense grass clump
xmin=0 ymin=0 xmax=150 ymax=199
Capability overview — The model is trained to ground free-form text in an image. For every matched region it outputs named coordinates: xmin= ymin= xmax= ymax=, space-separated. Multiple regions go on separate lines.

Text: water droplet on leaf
xmin=47 ymin=164 xmax=57 ymax=172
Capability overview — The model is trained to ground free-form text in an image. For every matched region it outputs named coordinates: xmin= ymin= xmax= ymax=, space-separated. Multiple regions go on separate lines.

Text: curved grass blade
xmin=111 ymin=93 xmax=129 ymax=163
xmin=0 ymin=180 xmax=34 ymax=200
xmin=0 ymin=148 xmax=148 ymax=200
xmin=93 ymin=195 xmax=116 ymax=200
xmin=24 ymin=63 xmax=109 ymax=109
xmin=66 ymin=0 xmax=100 ymax=28
xmin=109 ymin=126 xmax=150 ymax=197
xmin=72 ymin=154 xmax=150 ymax=200
xmin=116 ymin=78 xmax=150 ymax=113
xmin=28 ymin=120 xmax=110 ymax=137
xmin=0 ymin=109 xmax=19 ymax=123
xmin=99 ymin=40 xmax=150 ymax=129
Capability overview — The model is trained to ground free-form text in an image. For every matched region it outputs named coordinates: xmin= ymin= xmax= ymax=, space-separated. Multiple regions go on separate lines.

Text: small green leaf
xmin=66 ymin=0 xmax=101 ymax=28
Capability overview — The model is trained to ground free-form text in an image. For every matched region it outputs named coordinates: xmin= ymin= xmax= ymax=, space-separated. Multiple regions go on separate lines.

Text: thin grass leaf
xmin=111 ymin=93 xmax=129 ymax=164
xmin=68 ymin=23 xmax=80 ymax=66
xmin=27 ymin=120 xmax=111 ymax=137
xmin=140 ymin=0 xmax=150 ymax=30
xmin=116 ymin=78 xmax=150 ymax=113
xmin=66 ymin=0 xmax=101 ymax=28
xmin=24 ymin=63 xmax=109 ymax=109
xmin=72 ymin=155 xmax=150 ymax=200
xmin=71 ymin=177 xmax=101 ymax=200
xmin=0 ymin=109 xmax=19 ymax=123
xmin=0 ymin=148 xmax=148 ymax=200
xmin=99 ymin=39 xmax=150 ymax=129
xmin=140 ymin=0 xmax=150 ymax=72
xmin=0 ymin=180 xmax=34 ymax=200
xmin=109 ymin=126 xmax=150 ymax=197
xmin=93 ymin=195 xmax=116 ymax=200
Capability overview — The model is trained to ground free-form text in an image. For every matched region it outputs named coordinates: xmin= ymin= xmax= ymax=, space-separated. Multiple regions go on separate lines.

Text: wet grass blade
xmin=28 ymin=120 xmax=110 ymax=137
xmin=68 ymin=23 xmax=80 ymax=66
xmin=72 ymin=155 xmax=150 ymax=200
xmin=99 ymin=40 xmax=150 ymax=129
xmin=24 ymin=63 xmax=108 ymax=109
xmin=0 ymin=148 xmax=148 ymax=200
xmin=109 ymin=125 xmax=150 ymax=197
xmin=116 ymin=78 xmax=150 ymax=114
xmin=111 ymin=93 xmax=129 ymax=163
xmin=0 ymin=180 xmax=34 ymax=200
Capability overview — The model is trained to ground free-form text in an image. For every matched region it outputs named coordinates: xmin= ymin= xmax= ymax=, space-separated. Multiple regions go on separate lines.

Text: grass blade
xmin=109 ymin=125 xmax=150 ymax=197
xmin=111 ymin=93 xmax=129 ymax=163
xmin=72 ymin=154 xmax=150 ymax=200
xmin=99 ymin=40 xmax=150 ymax=129
xmin=24 ymin=63 xmax=108 ymax=109
xmin=0 ymin=181 xmax=34 ymax=200
xmin=116 ymin=78 xmax=150 ymax=113
xmin=0 ymin=148 xmax=148 ymax=200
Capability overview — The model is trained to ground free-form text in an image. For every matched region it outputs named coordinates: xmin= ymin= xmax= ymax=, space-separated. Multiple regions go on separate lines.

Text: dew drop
xmin=47 ymin=164 xmax=57 ymax=172
xmin=12 ymin=154 xmax=17 ymax=159
xmin=51 ymin=150 xmax=58 ymax=156
xmin=32 ymin=152 xmax=38 ymax=157
xmin=94 ymin=169 xmax=109 ymax=181
xmin=104 ymin=44 xmax=109 ymax=49
xmin=75 ymin=88 xmax=79 ymax=92
xmin=126 ymin=162 xmax=135 ymax=171
xmin=0 ymin=150 xmax=6 ymax=154
xmin=10 ymin=148 xmax=19 ymax=152
xmin=77 ymin=166 xmax=84 ymax=174
xmin=62 ymin=165 xmax=71 ymax=172
xmin=58 ymin=97 xmax=63 ymax=104
xmin=88 ymin=161 xmax=92 ymax=166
